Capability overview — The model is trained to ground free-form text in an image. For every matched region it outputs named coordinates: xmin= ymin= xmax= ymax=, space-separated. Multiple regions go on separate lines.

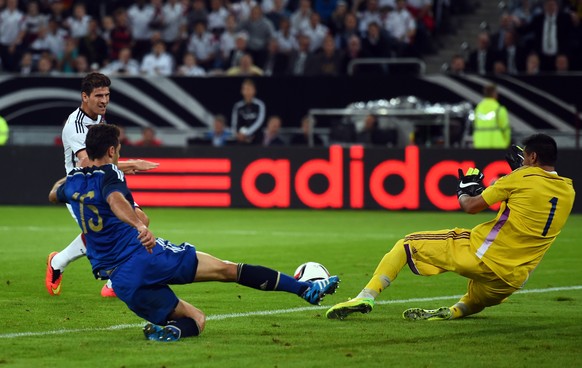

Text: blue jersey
xmin=56 ymin=164 xmax=141 ymax=278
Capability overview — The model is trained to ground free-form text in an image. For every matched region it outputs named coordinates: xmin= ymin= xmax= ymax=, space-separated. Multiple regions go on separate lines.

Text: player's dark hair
xmin=522 ymin=133 xmax=557 ymax=166
xmin=86 ymin=124 xmax=120 ymax=160
xmin=81 ymin=72 xmax=111 ymax=96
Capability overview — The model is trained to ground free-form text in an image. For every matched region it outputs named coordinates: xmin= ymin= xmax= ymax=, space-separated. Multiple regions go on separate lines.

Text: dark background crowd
xmin=0 ymin=0 xmax=482 ymax=76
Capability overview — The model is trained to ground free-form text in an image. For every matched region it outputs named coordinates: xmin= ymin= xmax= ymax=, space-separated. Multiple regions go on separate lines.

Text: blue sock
xmin=237 ymin=263 xmax=310 ymax=295
xmin=168 ymin=317 xmax=200 ymax=337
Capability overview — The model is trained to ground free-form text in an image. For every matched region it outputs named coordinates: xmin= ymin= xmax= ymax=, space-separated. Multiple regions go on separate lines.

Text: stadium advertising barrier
xmin=1 ymin=145 xmax=580 ymax=212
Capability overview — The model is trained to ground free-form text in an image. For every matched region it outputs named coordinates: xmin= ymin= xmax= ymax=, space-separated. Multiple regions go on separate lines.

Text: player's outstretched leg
xmin=45 ymin=234 xmax=87 ymax=295
xmin=326 ymin=297 xmax=375 ymax=320
xmin=402 ymin=307 xmax=452 ymax=321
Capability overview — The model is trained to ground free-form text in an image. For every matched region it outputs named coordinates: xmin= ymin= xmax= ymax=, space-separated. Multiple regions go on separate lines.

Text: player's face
xmin=82 ymin=86 xmax=110 ymax=119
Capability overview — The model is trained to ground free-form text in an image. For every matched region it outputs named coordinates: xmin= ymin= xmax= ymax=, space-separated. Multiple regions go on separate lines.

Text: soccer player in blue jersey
xmin=49 ymin=124 xmax=340 ymax=341
xmin=327 ymin=133 xmax=575 ymax=321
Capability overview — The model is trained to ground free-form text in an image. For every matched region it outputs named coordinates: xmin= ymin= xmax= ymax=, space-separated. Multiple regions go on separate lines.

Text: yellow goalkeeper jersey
xmin=472 ymin=166 xmax=575 ymax=288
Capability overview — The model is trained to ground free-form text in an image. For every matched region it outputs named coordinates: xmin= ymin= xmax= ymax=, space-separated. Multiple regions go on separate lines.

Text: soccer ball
xmin=294 ymin=262 xmax=331 ymax=282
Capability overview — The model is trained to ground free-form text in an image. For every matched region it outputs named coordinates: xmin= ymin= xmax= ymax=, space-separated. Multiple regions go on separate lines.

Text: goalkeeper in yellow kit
xmin=327 ymin=133 xmax=576 ymax=320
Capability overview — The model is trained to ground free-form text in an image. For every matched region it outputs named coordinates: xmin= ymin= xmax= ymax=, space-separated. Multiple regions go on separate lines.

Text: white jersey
xmin=62 ymin=108 xmax=103 ymax=174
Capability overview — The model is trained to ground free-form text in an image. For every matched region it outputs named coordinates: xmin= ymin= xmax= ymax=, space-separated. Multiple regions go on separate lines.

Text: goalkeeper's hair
xmin=522 ymin=133 xmax=557 ymax=166
xmin=86 ymin=124 xmax=120 ymax=160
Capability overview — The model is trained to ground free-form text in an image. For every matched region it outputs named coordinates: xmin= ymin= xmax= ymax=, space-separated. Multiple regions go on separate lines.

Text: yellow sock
xmin=362 ymin=239 xmax=407 ymax=296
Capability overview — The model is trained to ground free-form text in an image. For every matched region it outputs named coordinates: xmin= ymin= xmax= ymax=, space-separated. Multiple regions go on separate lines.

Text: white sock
xmin=106 ymin=279 xmax=113 ymax=288
xmin=51 ymin=234 xmax=86 ymax=271
xmin=356 ymin=288 xmax=378 ymax=300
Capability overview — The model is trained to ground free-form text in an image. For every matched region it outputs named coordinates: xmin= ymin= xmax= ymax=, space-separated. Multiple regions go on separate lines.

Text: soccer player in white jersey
xmin=46 ymin=72 xmax=158 ymax=297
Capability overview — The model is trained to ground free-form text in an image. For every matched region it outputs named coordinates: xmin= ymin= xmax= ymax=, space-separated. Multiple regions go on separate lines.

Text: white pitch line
xmin=1 ymin=285 xmax=580 ymax=340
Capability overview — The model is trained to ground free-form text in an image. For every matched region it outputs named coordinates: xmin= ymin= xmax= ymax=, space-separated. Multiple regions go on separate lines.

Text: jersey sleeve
xmin=481 ymin=171 xmax=515 ymax=206
xmin=62 ymin=122 xmax=88 ymax=156
xmin=56 ymin=184 xmax=68 ymax=204
xmin=101 ymin=165 xmax=130 ymax=200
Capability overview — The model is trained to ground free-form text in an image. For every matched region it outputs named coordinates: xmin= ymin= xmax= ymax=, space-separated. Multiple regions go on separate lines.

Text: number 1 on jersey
xmin=542 ymin=197 xmax=558 ymax=236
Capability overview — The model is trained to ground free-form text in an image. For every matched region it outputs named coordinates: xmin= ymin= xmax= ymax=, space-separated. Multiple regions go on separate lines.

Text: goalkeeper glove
xmin=505 ymin=144 xmax=524 ymax=171
xmin=457 ymin=168 xmax=485 ymax=198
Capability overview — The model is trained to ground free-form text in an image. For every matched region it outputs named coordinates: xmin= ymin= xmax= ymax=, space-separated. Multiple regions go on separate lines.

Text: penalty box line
xmin=1 ymin=285 xmax=581 ymax=339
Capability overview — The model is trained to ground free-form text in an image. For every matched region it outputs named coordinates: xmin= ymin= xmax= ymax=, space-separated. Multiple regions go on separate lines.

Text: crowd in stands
xmin=0 ymin=0 xmax=474 ymax=76
xmin=449 ymin=0 xmax=582 ymax=74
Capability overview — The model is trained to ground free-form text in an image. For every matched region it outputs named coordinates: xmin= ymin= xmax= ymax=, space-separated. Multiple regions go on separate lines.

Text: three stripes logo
xmin=125 ymin=158 xmax=231 ymax=207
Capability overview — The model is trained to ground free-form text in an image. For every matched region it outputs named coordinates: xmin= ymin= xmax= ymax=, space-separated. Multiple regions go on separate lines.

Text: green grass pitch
xmin=1 ymin=206 xmax=581 ymax=368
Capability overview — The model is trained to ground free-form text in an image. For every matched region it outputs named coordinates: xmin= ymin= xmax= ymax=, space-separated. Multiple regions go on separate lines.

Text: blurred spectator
xmin=219 ymin=15 xmax=240 ymax=68
xmin=71 ymin=54 xmax=91 ymax=74
xmin=230 ymin=0 xmax=258 ymax=22
xmin=314 ymin=0 xmax=339 ymax=23
xmin=135 ymin=127 xmax=162 ymax=147
xmin=328 ymin=0 xmax=349 ymax=35
xmin=186 ymin=0 xmax=209 ymax=30
xmin=22 ymin=1 xmax=48 ymax=46
xmin=466 ymin=31 xmax=494 ymax=74
xmin=286 ymin=33 xmax=313 ymax=75
xmin=495 ymin=29 xmax=526 ymax=74
xmin=187 ymin=21 xmax=217 ymax=70
xmin=226 ymin=52 xmax=265 ymax=75
xmin=525 ymin=52 xmax=541 ymax=74
xmin=554 ymin=53 xmax=569 ymax=72
xmin=141 ymin=39 xmax=174 ymax=76
xmin=48 ymin=0 xmax=67 ymax=26
xmin=0 ymin=0 xmax=26 ymax=72
xmin=176 ymin=52 xmax=207 ymax=75
xmin=19 ymin=51 xmax=34 ymax=74
xmin=118 ymin=125 xmax=133 ymax=146
xmin=128 ymin=0 xmax=156 ymax=61
xmin=100 ymin=47 xmax=140 ymax=76
xmin=490 ymin=12 xmax=515 ymax=52
xmin=64 ymin=2 xmax=91 ymax=39
xmin=237 ymin=5 xmax=275 ymax=67
xmin=274 ymin=17 xmax=298 ymax=54
xmin=290 ymin=115 xmax=324 ymax=146
xmin=204 ymin=114 xmax=233 ymax=147
xmin=45 ymin=18 xmax=68 ymax=60
xmin=335 ymin=12 xmax=359 ymax=49
xmin=290 ymin=0 xmax=313 ymax=34
xmin=208 ymin=0 xmax=229 ymax=35
xmin=35 ymin=54 xmax=57 ymax=75
xmin=355 ymin=0 xmax=382 ymax=35
xmin=262 ymin=39 xmax=289 ymax=76
xmin=265 ymin=0 xmax=290 ymax=30
xmin=231 ymin=78 xmax=266 ymax=144
xmin=109 ymin=8 xmax=132 ymax=61
xmin=493 ymin=60 xmax=508 ymax=74
xmin=512 ymin=0 xmax=541 ymax=25
xmin=100 ymin=15 xmax=115 ymax=43
xmin=355 ymin=114 xmax=389 ymax=146
xmin=449 ymin=53 xmax=466 ymax=74
xmin=303 ymin=12 xmax=329 ymax=52
xmin=385 ymin=0 xmax=417 ymax=57
xmin=78 ymin=19 xmax=108 ymax=68
xmin=59 ymin=37 xmax=80 ymax=73
xmin=262 ymin=115 xmax=286 ymax=146
xmin=361 ymin=21 xmax=393 ymax=60
xmin=226 ymin=31 xmax=250 ymax=69
xmin=517 ymin=0 xmax=575 ymax=71
xmin=306 ymin=34 xmax=344 ymax=75
xmin=161 ymin=0 xmax=185 ymax=56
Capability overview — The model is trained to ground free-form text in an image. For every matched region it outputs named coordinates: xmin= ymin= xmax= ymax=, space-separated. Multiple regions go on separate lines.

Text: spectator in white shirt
xmin=274 ymin=17 xmax=298 ymax=54
xmin=141 ymin=39 xmax=174 ymax=76
xmin=208 ymin=0 xmax=230 ymax=35
xmin=219 ymin=14 xmax=238 ymax=66
xmin=176 ymin=52 xmax=207 ymax=76
xmin=290 ymin=0 xmax=313 ymax=34
xmin=230 ymin=0 xmax=258 ymax=22
xmin=355 ymin=0 xmax=383 ymax=35
xmin=128 ymin=0 xmax=156 ymax=60
xmin=64 ymin=3 xmax=92 ymax=39
xmin=385 ymin=0 xmax=416 ymax=44
xmin=22 ymin=1 xmax=48 ymax=46
xmin=187 ymin=21 xmax=217 ymax=70
xmin=302 ymin=12 xmax=330 ymax=52
xmin=162 ymin=0 xmax=185 ymax=46
xmin=0 ymin=0 xmax=26 ymax=72
xmin=101 ymin=47 xmax=141 ymax=76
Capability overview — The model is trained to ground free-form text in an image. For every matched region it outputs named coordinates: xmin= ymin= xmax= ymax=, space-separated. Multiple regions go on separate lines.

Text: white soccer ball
xmin=294 ymin=262 xmax=331 ymax=282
